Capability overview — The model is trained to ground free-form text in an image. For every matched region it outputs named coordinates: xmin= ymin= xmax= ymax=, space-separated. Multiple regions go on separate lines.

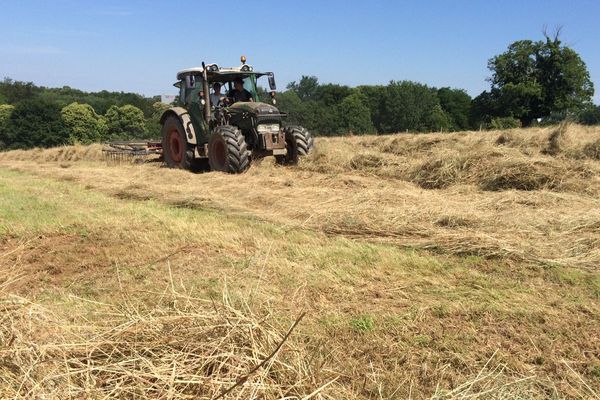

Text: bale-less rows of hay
xmin=1 ymin=124 xmax=599 ymax=268
xmin=303 ymin=123 xmax=600 ymax=194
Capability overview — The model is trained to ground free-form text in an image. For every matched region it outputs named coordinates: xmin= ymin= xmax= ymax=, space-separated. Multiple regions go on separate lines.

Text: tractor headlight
xmin=257 ymin=124 xmax=280 ymax=133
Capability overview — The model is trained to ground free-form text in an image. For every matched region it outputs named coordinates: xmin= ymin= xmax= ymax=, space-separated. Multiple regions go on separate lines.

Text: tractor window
xmin=179 ymin=84 xmax=185 ymax=104
xmin=243 ymin=76 xmax=259 ymax=101
xmin=185 ymin=78 xmax=203 ymax=105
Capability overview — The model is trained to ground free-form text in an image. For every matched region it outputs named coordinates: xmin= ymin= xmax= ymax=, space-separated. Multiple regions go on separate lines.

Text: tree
xmin=489 ymin=116 xmax=521 ymax=130
xmin=275 ymin=90 xmax=304 ymax=126
xmin=287 ymin=76 xmax=319 ymax=101
xmin=105 ymin=104 xmax=147 ymax=139
xmin=315 ymin=84 xmax=353 ymax=106
xmin=469 ymin=91 xmax=498 ymax=129
xmin=276 ymin=91 xmax=330 ymax=135
xmin=333 ymin=93 xmax=375 ymax=135
xmin=425 ymin=104 xmax=452 ymax=132
xmin=145 ymin=102 xmax=170 ymax=139
xmin=61 ymin=103 xmax=108 ymax=144
xmin=4 ymin=98 xmax=68 ymax=149
xmin=579 ymin=105 xmax=600 ymax=125
xmin=487 ymin=33 xmax=594 ymax=126
xmin=379 ymin=81 xmax=444 ymax=132
xmin=437 ymin=88 xmax=472 ymax=131
xmin=0 ymin=78 xmax=40 ymax=104
xmin=0 ymin=104 xmax=15 ymax=149
xmin=356 ymin=85 xmax=386 ymax=133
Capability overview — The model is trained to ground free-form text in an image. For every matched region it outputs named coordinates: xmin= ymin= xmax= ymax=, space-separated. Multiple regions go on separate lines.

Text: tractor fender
xmin=160 ymin=107 xmax=197 ymax=145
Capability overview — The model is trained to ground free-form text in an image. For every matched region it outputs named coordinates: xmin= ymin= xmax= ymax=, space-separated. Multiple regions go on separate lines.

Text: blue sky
xmin=1 ymin=0 xmax=598 ymax=103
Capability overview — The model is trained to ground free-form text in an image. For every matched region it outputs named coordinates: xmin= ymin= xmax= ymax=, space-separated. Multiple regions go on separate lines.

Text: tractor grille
xmin=256 ymin=114 xmax=284 ymax=124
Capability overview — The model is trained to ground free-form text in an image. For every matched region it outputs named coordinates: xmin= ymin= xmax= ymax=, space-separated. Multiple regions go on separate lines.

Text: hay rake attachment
xmin=103 ymin=141 xmax=162 ymax=164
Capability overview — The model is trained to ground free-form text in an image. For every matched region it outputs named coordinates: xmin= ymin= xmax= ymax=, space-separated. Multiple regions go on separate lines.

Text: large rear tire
xmin=208 ymin=125 xmax=251 ymax=173
xmin=276 ymin=126 xmax=314 ymax=165
xmin=162 ymin=116 xmax=193 ymax=170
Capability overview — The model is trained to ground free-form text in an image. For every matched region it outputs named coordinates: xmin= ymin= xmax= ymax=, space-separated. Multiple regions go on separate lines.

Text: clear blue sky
xmin=1 ymin=0 xmax=598 ymax=103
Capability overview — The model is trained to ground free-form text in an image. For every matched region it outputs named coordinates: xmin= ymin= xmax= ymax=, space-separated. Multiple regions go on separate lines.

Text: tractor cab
xmin=174 ymin=59 xmax=276 ymax=110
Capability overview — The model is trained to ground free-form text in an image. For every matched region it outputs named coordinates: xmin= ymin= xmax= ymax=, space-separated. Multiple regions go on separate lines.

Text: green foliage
xmin=61 ymin=103 xmax=107 ymax=144
xmin=276 ymin=91 xmax=328 ymax=134
xmin=151 ymin=102 xmax=170 ymax=120
xmin=437 ymin=88 xmax=472 ymax=130
xmin=333 ymin=93 xmax=375 ymax=135
xmin=0 ymin=104 xmax=15 ymax=149
xmin=0 ymin=77 xmax=159 ymax=147
xmin=489 ymin=116 xmax=521 ymax=130
xmin=316 ymin=84 xmax=353 ymax=106
xmin=287 ymin=76 xmax=319 ymax=101
xmin=579 ymin=105 xmax=600 ymax=125
xmin=0 ymin=78 xmax=40 ymax=104
xmin=379 ymin=81 xmax=448 ymax=133
xmin=485 ymin=33 xmax=594 ymax=126
xmin=279 ymin=79 xmax=468 ymax=135
xmin=105 ymin=105 xmax=148 ymax=139
xmin=145 ymin=102 xmax=170 ymax=139
xmin=349 ymin=315 xmax=374 ymax=332
xmin=356 ymin=85 xmax=386 ymax=131
xmin=1 ymin=78 xmax=157 ymax=117
xmin=469 ymin=91 xmax=497 ymax=129
xmin=4 ymin=98 xmax=68 ymax=149
xmin=425 ymin=104 xmax=452 ymax=132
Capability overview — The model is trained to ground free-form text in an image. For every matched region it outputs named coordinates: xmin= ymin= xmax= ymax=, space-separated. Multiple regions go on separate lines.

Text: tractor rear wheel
xmin=276 ymin=126 xmax=314 ymax=165
xmin=162 ymin=116 xmax=193 ymax=169
xmin=208 ymin=125 xmax=251 ymax=173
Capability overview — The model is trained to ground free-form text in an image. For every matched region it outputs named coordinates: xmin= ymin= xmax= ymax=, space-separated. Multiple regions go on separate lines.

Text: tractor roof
xmin=176 ymin=64 xmax=269 ymax=82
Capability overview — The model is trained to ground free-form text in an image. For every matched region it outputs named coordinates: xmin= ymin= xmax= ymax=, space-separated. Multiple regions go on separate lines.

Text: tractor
xmin=160 ymin=56 xmax=314 ymax=173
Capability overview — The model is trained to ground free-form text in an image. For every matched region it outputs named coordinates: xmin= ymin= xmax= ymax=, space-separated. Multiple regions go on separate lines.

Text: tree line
xmin=1 ymin=33 xmax=599 ymax=150
xmin=0 ymin=79 xmax=165 ymax=149
xmin=275 ymin=33 xmax=598 ymax=135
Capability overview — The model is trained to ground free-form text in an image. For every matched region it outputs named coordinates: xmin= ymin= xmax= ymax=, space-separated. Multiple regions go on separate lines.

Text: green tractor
xmin=160 ymin=56 xmax=314 ymax=173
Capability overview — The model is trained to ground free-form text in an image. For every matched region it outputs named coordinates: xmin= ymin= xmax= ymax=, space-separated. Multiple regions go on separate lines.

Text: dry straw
xmin=0 ymin=270 xmax=342 ymax=399
xmin=1 ymin=124 xmax=599 ymax=268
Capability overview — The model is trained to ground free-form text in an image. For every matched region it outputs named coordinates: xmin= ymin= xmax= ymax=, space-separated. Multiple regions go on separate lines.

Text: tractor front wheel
xmin=208 ymin=126 xmax=251 ymax=173
xmin=162 ymin=116 xmax=193 ymax=169
xmin=275 ymin=126 xmax=314 ymax=165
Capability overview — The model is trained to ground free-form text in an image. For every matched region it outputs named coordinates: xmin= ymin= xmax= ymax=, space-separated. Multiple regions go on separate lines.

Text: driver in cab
xmin=228 ymin=78 xmax=254 ymax=103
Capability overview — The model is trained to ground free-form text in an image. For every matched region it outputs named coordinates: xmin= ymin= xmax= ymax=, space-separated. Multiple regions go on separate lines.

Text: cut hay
xmin=0 ymin=272 xmax=342 ymax=399
xmin=1 ymin=124 xmax=600 ymax=268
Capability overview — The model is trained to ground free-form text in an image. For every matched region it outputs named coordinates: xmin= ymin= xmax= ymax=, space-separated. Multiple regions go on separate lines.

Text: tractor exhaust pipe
xmin=201 ymin=62 xmax=211 ymax=122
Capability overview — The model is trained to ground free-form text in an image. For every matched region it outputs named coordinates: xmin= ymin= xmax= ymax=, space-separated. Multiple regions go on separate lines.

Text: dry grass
xmin=0 ymin=143 xmax=105 ymax=163
xmin=4 ymin=268 xmax=586 ymax=400
xmin=0 ymin=270 xmax=344 ymax=399
xmin=1 ymin=124 xmax=599 ymax=398
xmin=2 ymin=124 xmax=599 ymax=268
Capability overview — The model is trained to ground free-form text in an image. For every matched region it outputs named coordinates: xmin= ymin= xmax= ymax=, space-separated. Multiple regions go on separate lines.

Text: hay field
xmin=0 ymin=124 xmax=599 ymax=398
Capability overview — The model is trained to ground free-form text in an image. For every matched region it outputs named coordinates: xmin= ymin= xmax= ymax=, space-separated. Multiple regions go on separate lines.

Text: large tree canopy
xmin=485 ymin=33 xmax=594 ymax=126
xmin=437 ymin=88 xmax=472 ymax=131
xmin=61 ymin=103 xmax=107 ymax=144
xmin=105 ymin=105 xmax=148 ymax=139
xmin=4 ymin=98 xmax=68 ymax=149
